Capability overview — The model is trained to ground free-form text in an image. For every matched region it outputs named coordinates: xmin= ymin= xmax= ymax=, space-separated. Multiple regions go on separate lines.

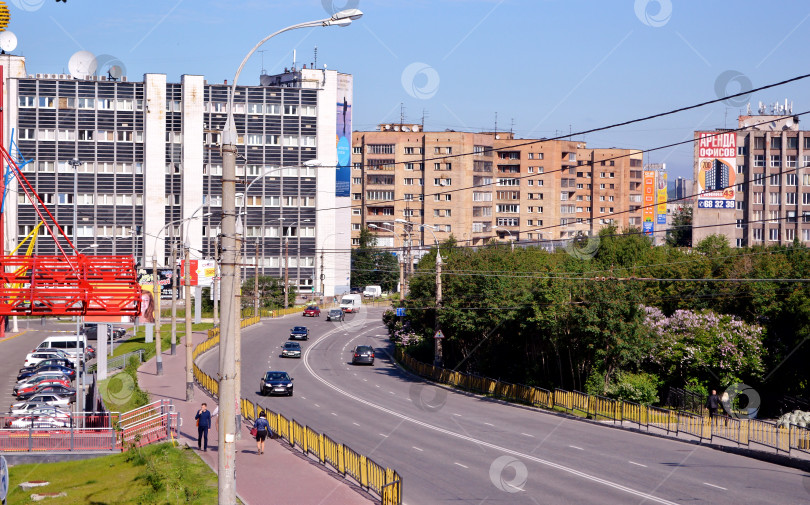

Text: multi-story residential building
xmin=692 ymin=110 xmax=810 ymax=248
xmin=1 ymin=55 xmax=351 ymax=297
xmin=351 ymin=125 xmax=644 ymax=248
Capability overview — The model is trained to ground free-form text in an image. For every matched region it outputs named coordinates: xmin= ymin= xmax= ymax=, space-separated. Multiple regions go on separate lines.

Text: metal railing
xmin=87 ymin=349 xmax=145 ymax=373
xmin=0 ymin=411 xmax=119 ymax=452
xmin=396 ymin=348 xmax=810 ymax=460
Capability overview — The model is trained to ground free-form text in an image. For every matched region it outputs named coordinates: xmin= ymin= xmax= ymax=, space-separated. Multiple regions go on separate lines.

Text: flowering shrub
xmin=644 ymin=306 xmax=765 ymax=385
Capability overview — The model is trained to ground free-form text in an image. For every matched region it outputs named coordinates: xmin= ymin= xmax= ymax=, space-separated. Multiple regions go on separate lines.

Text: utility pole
xmin=434 ymin=248 xmax=443 ymax=367
xmin=218 ymin=133 xmax=237 ymax=502
xmin=170 ymin=235 xmax=177 ymax=355
xmin=254 ymin=242 xmax=259 ymax=316
xmin=319 ymin=248 xmax=325 ymax=306
xmin=234 ymin=221 xmax=243 ymax=440
xmin=283 ymin=237 xmax=289 ymax=309
xmin=213 ymin=234 xmax=219 ymax=328
xmin=152 ymin=257 xmax=163 ymax=376
xmin=184 ymin=240 xmax=193 ymax=401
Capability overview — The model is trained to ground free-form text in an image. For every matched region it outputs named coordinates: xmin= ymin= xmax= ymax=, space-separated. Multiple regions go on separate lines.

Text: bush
xmin=605 ymin=371 xmax=661 ymax=405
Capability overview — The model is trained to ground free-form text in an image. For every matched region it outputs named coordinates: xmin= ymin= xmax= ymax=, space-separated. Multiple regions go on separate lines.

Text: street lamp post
xmin=420 ymin=224 xmax=443 ymax=367
xmin=318 ymin=232 xmax=344 ymax=306
xmin=218 ymin=9 xmax=362 ymax=503
xmin=493 ymin=225 xmax=515 ymax=252
xmin=369 ymin=223 xmax=404 ymax=295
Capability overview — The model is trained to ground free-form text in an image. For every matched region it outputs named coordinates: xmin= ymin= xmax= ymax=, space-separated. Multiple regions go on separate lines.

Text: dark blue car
xmin=17 ymin=365 xmax=75 ymax=382
xmin=260 ymin=371 xmax=293 ymax=396
xmin=289 ymin=326 xmax=309 ymax=340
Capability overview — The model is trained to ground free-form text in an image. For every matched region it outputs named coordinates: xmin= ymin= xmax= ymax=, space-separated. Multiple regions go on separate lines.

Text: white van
xmin=340 ymin=294 xmax=362 ymax=313
xmin=35 ymin=335 xmax=87 ymax=362
xmin=363 ymin=285 xmax=382 ymax=298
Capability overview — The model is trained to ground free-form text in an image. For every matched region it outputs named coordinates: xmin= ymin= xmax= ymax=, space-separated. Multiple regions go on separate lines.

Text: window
xmin=283 ymin=104 xmax=299 ymax=115
xmin=771 ymin=137 xmax=781 ymax=149
xmin=736 ymin=219 xmax=744 ymax=229
xmin=753 ymin=228 xmax=763 ymax=241
xmin=754 ymin=192 xmax=763 ymax=204
xmin=58 ymin=130 xmax=76 ymax=141
xmin=19 ymin=96 xmax=35 ymax=107
xmin=754 ymin=155 xmax=765 ymax=167
xmin=753 ymin=174 xmax=764 ymax=186
xmin=495 ymin=204 xmax=519 ymax=213
xmin=367 ymin=144 xmax=395 ymax=154
xmin=770 ymin=174 xmax=781 ymax=185
xmin=301 ymin=105 xmax=316 ymax=116
xmin=366 ymin=191 xmax=394 ymax=200
xmin=433 ymin=178 xmax=451 ymax=186
xmin=803 ymin=192 xmax=810 ymax=205
xmin=78 ymin=97 xmax=95 ymax=109
xmin=752 ymin=210 xmax=763 ymax=222
xmin=787 ymin=193 xmax=797 ymax=205
xmin=786 ymin=155 xmax=797 ymax=168
xmin=770 ymin=192 xmax=780 ymax=205
xmin=770 ymin=155 xmax=781 ymax=167
xmin=38 ymin=96 xmax=55 ymax=108
xmin=769 ymin=228 xmax=780 ymax=241
xmin=404 ymin=146 xmax=423 ymax=155
xmin=786 ymin=229 xmax=795 ymax=242
xmin=787 ymin=173 xmax=797 ymax=185
xmin=496 ymin=178 xmax=519 ymax=186
xmin=769 ymin=210 xmax=779 ymax=223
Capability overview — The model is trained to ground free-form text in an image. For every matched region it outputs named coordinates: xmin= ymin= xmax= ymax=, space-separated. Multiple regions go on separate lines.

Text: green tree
xmin=666 ymin=205 xmax=692 ymax=247
xmin=351 ymin=228 xmax=399 ymax=292
xmin=241 ymin=275 xmax=293 ymax=308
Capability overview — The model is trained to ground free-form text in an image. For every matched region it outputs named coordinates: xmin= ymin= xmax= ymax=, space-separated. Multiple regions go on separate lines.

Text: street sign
xmin=434 ymin=330 xmax=444 ymax=339
xmin=396 ymin=308 xmax=406 ymax=317
xmin=0 ymin=455 xmax=8 ymax=501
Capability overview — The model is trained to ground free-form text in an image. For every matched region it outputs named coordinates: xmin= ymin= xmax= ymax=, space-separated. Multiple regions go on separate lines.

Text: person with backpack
xmin=253 ymin=411 xmax=271 ymax=454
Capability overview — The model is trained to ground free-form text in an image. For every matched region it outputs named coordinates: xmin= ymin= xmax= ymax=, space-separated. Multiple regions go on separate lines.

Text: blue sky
xmin=5 ymin=0 xmax=810 ymax=179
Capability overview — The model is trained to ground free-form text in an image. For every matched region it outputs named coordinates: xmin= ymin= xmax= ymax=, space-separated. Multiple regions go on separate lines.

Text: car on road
xmin=11 ymin=393 xmax=71 ymax=411
xmin=17 ymin=365 xmax=76 ymax=382
xmin=351 ymin=345 xmax=375 ymax=365
xmin=18 ymin=385 xmax=76 ymax=402
xmin=302 ymin=305 xmax=320 ymax=317
xmin=259 ymin=371 xmax=294 ymax=396
xmin=281 ymin=341 xmax=302 ymax=358
xmin=326 ymin=309 xmax=344 ymax=322
xmin=289 ymin=326 xmax=309 ymax=340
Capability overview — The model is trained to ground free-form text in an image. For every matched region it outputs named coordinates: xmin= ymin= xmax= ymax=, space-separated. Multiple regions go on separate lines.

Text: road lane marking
xmin=301 ymin=316 xmax=680 ymax=505
xmin=454 ymin=462 xmax=468 ymax=468
xmin=389 ymin=391 xmax=395 ymax=395
xmin=453 ymin=413 xmax=462 ymax=417
xmin=629 ymin=461 xmax=647 ymax=467
xmin=331 ymin=412 xmax=337 ymax=416
xmin=353 ymin=422 xmax=360 ymax=426
xmin=703 ymin=483 xmax=727 ymax=491
xmin=314 ymin=404 xmax=320 ymax=408
xmin=379 ymin=433 xmax=388 ymax=437
xmin=569 ymin=445 xmax=584 ymax=450
xmin=412 ymin=446 xmax=423 ymax=451
xmin=484 ymin=422 xmax=494 ymax=426
xmin=522 ymin=433 xmax=534 ymax=438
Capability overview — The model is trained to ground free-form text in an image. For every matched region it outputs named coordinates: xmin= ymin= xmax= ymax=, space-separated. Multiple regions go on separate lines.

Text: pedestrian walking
xmin=195 ymin=402 xmax=212 ymax=451
xmin=706 ymin=390 xmax=720 ymax=419
xmin=253 ymin=411 xmax=270 ymax=454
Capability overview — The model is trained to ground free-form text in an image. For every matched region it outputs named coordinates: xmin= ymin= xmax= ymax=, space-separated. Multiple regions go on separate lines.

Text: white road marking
xmin=521 ymin=433 xmax=534 ymax=438
xmin=353 ymin=422 xmax=360 ymax=426
xmin=629 ymin=461 xmax=647 ymax=468
xmin=375 ymin=385 xmax=380 ymax=388
xmin=301 ymin=317 xmax=679 ymax=505
xmin=703 ymin=483 xmax=727 ymax=491
xmin=379 ymin=433 xmax=388 ymax=438
xmin=453 ymin=413 xmax=462 ymax=417
xmin=389 ymin=391 xmax=395 ymax=395
xmin=412 ymin=446 xmax=423 ymax=452
xmin=314 ymin=404 xmax=320 ymax=408
xmin=454 ymin=462 xmax=468 ymax=469
xmin=569 ymin=445 xmax=584 ymax=450
xmin=331 ymin=412 xmax=337 ymax=416
xmin=484 ymin=422 xmax=494 ymax=426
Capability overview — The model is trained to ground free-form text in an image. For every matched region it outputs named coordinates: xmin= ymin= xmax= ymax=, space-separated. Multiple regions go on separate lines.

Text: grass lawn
xmin=112 ymin=321 xmax=214 ymax=361
xmin=6 ymin=442 xmax=231 ymax=505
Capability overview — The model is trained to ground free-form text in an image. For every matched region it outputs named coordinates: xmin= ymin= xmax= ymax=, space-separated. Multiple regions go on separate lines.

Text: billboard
xmin=137 ymin=268 xmax=176 ymax=300
xmin=179 ymin=259 xmax=217 ymax=287
xmin=643 ymin=170 xmax=655 ymax=236
xmin=657 ymin=172 xmax=667 ymax=225
xmin=696 ymin=132 xmax=736 ymax=209
xmin=335 ymin=74 xmax=353 ymax=197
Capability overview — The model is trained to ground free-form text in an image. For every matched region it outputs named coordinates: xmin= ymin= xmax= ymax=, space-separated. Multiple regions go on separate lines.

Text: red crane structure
xmin=0 ymin=132 xmax=140 ymax=317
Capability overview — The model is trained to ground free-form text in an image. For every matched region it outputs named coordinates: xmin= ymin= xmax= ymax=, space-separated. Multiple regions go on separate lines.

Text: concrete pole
xmin=218 ymin=138 xmax=237 ymax=503
xmin=283 ymin=237 xmax=289 ymax=309
xmin=184 ymin=242 xmax=194 ymax=401
xmin=320 ymin=248 xmax=325 ymax=306
xmin=398 ymin=257 xmax=404 ymax=298
xmin=170 ymin=236 xmax=177 ymax=355
xmin=97 ymin=323 xmax=108 ymax=381
xmin=235 ymin=224 xmax=243 ymax=440
xmin=434 ymin=249 xmax=443 ymax=367
xmin=213 ymin=234 xmax=219 ymax=328
xmin=254 ymin=242 xmax=259 ymax=316
xmin=152 ymin=257 xmax=163 ymax=376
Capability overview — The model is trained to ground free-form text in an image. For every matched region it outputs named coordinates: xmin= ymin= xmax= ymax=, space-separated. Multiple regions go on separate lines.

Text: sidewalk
xmin=137 ymin=330 xmax=373 ymax=505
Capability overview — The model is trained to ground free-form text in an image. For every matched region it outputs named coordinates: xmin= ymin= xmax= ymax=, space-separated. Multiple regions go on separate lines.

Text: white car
xmin=23 ymin=351 xmax=66 ymax=368
xmin=7 ymin=410 xmax=71 ymax=429
xmin=11 ymin=393 xmax=71 ymax=411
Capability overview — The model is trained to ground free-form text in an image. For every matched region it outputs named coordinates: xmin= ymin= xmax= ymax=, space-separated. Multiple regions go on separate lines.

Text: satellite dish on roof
xmin=0 ymin=31 xmax=17 ymax=53
xmin=68 ymin=50 xmax=97 ymax=79
xmin=108 ymin=65 xmax=123 ymax=79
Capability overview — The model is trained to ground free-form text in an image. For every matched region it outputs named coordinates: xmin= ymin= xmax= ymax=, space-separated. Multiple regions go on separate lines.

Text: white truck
xmin=363 ymin=285 xmax=382 ymax=298
xmin=340 ymin=294 xmax=362 ymax=313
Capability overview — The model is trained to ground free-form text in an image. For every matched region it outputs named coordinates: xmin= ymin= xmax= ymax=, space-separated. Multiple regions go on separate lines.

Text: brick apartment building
xmin=351 ymin=125 xmax=643 ymax=250
xmin=693 ymin=108 xmax=810 ymax=247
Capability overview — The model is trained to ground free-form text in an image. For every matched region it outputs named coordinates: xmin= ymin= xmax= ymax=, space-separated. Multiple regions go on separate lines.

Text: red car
xmin=14 ymin=377 xmax=71 ymax=397
xmin=303 ymin=305 xmax=320 ymax=317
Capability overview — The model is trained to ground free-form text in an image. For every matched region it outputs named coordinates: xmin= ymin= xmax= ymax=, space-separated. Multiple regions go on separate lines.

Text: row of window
xmin=751 ymin=155 xmax=809 ymax=167
xmin=750 ymin=137 xmax=810 ymax=150
xmin=20 ymin=96 xmax=143 ymax=111
xmin=19 ymin=193 xmax=142 ymax=206
xmin=20 ymin=161 xmax=143 ymax=174
xmin=18 ymin=128 xmax=142 ymax=142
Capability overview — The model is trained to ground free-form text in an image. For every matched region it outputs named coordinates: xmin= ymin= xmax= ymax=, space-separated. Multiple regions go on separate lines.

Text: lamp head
xmin=331 ymin=8 xmax=363 ymax=22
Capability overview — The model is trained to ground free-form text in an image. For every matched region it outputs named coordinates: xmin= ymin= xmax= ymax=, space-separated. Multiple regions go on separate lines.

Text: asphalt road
xmin=198 ymin=307 xmax=810 ymax=505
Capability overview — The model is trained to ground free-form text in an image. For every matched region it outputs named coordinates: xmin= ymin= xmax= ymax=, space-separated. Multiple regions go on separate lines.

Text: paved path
xmin=137 ymin=329 xmax=373 ymax=505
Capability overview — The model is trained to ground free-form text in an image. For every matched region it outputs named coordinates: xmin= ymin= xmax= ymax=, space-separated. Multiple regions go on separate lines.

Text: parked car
xmin=8 ymin=401 xmax=51 ymax=415
xmin=82 ymin=323 xmax=126 ymax=340
xmin=259 ymin=371 xmax=294 ymax=396
xmin=281 ymin=341 xmax=302 ymax=358
xmin=326 ymin=309 xmax=344 ymax=322
xmin=8 ymin=411 xmax=71 ymax=429
xmin=17 ymin=365 xmax=75 ymax=382
xmin=11 ymin=393 xmax=71 ymax=411
xmin=351 ymin=345 xmax=375 ymax=365
xmin=9 ymin=403 xmax=68 ymax=418
xmin=14 ymin=375 xmax=72 ymax=396
xmin=18 ymin=385 xmax=76 ymax=401
xmin=289 ymin=326 xmax=309 ymax=340
xmin=85 ymin=345 xmax=96 ymax=360
xmin=20 ymin=358 xmax=74 ymax=372
xmin=303 ymin=305 xmax=320 ymax=317
xmin=23 ymin=351 xmax=68 ymax=368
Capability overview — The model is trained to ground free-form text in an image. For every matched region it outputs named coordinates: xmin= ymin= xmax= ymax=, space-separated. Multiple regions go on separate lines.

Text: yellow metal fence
xmin=192 ymin=316 xmax=402 ymax=505
xmin=395 ymin=348 xmax=810 ymax=459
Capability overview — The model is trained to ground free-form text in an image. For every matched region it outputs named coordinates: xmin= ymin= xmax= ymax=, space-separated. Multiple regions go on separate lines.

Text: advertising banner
xmin=696 ymin=131 xmax=736 ymax=209
xmin=657 ymin=172 xmax=668 ymax=225
xmin=335 ymin=74 xmax=353 ymax=197
xmin=179 ymin=259 xmax=217 ymax=287
xmin=137 ymin=268 xmax=176 ymax=300
xmin=643 ymin=170 xmax=655 ymax=235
